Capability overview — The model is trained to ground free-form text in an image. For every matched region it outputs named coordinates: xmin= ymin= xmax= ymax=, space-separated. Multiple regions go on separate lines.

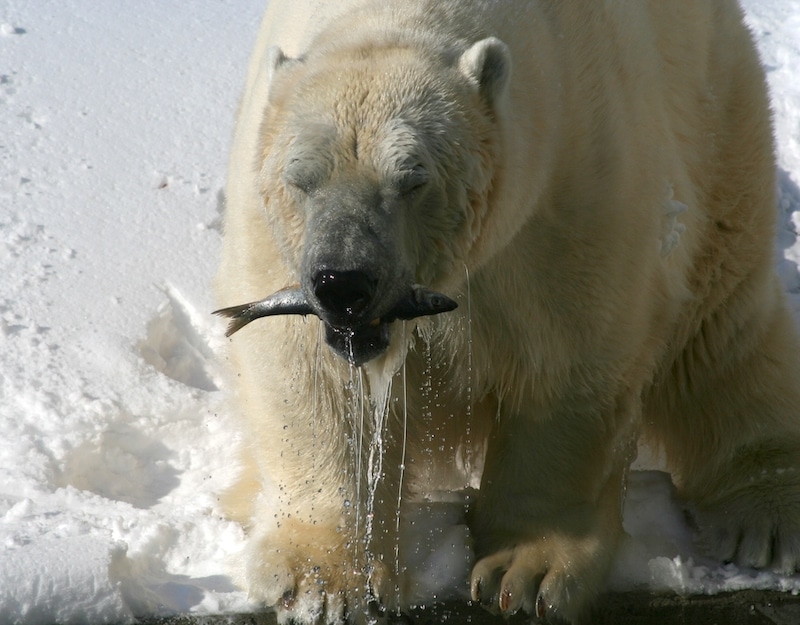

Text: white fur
xmin=216 ymin=1 xmax=800 ymax=623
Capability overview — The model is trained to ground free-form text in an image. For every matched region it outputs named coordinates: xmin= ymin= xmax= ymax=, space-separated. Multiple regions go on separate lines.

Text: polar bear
xmin=215 ymin=0 xmax=800 ymax=622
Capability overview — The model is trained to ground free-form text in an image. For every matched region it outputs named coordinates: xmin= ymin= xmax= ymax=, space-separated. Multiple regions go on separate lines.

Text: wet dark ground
xmin=139 ymin=590 xmax=800 ymax=625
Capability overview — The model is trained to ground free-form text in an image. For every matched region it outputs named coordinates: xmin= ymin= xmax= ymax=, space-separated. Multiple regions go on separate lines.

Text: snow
xmin=1 ymin=0 xmax=799 ymax=622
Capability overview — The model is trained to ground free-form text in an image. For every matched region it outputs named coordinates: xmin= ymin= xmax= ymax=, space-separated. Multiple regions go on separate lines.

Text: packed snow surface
xmin=1 ymin=0 xmax=800 ymax=622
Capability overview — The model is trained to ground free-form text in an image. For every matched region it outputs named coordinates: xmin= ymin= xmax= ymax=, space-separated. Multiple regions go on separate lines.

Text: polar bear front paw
xmin=243 ymin=537 xmax=345 ymax=625
xmin=469 ymin=533 xmax=617 ymax=624
xmin=240 ymin=523 xmax=395 ymax=625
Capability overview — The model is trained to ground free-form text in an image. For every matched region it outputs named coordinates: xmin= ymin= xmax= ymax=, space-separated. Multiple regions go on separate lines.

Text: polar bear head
xmin=256 ymin=37 xmax=510 ymax=364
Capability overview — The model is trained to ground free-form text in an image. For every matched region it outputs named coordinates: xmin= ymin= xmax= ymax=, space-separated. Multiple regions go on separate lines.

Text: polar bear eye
xmin=396 ymin=165 xmax=429 ymax=194
xmin=283 ymin=159 xmax=320 ymax=194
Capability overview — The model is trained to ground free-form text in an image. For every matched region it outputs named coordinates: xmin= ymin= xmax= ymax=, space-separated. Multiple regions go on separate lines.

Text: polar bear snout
xmin=311 ymin=269 xmax=377 ymax=326
xmin=305 ymin=263 xmax=458 ymax=364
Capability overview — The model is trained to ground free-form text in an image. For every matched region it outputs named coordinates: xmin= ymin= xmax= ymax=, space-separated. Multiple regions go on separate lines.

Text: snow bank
xmin=1 ymin=0 xmax=799 ymax=622
xmin=0 ymin=1 xmax=261 ymax=621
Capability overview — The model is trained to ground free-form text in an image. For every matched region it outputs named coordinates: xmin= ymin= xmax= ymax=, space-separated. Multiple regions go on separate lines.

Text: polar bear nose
xmin=312 ymin=270 xmax=376 ymax=322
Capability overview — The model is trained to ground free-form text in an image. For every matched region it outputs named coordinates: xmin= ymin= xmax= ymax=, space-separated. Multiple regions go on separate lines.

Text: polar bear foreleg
xmin=469 ymin=386 xmax=639 ymax=623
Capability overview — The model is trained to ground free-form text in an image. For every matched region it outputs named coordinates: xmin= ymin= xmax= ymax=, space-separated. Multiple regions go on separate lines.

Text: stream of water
xmin=317 ymin=273 xmax=474 ymax=619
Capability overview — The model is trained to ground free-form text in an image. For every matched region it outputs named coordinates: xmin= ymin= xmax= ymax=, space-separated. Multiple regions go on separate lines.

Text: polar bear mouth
xmin=323 ymin=320 xmax=392 ymax=366
xmin=214 ymin=285 xmax=457 ymax=365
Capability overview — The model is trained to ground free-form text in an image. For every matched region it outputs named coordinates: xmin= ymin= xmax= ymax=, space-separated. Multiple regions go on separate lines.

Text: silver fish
xmin=213 ymin=286 xmax=314 ymax=337
xmin=381 ymin=286 xmax=459 ymax=323
xmin=214 ymin=284 xmax=457 ymax=337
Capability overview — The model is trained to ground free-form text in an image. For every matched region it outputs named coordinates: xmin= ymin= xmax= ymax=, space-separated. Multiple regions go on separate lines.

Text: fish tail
xmin=213 ymin=304 xmax=256 ymax=337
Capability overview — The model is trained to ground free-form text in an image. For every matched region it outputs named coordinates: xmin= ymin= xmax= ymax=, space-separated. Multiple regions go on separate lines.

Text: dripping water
xmin=420 ymin=332 xmax=434 ymax=476
xmin=365 ymin=371 xmax=390 ymax=574
xmin=463 ymin=264 xmax=474 ymax=487
xmin=342 ymin=330 xmax=399 ymax=619
xmin=349 ymin=335 xmax=367 ymax=581
xmin=394 ymin=321 xmax=409 ymax=615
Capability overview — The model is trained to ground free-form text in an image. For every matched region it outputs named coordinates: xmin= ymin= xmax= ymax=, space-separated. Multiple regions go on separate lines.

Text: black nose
xmin=312 ymin=270 xmax=376 ymax=322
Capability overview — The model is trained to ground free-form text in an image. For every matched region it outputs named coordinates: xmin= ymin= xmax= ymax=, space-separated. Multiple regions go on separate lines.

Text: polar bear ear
xmin=264 ymin=45 xmax=294 ymax=90
xmin=458 ymin=37 xmax=511 ymax=107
